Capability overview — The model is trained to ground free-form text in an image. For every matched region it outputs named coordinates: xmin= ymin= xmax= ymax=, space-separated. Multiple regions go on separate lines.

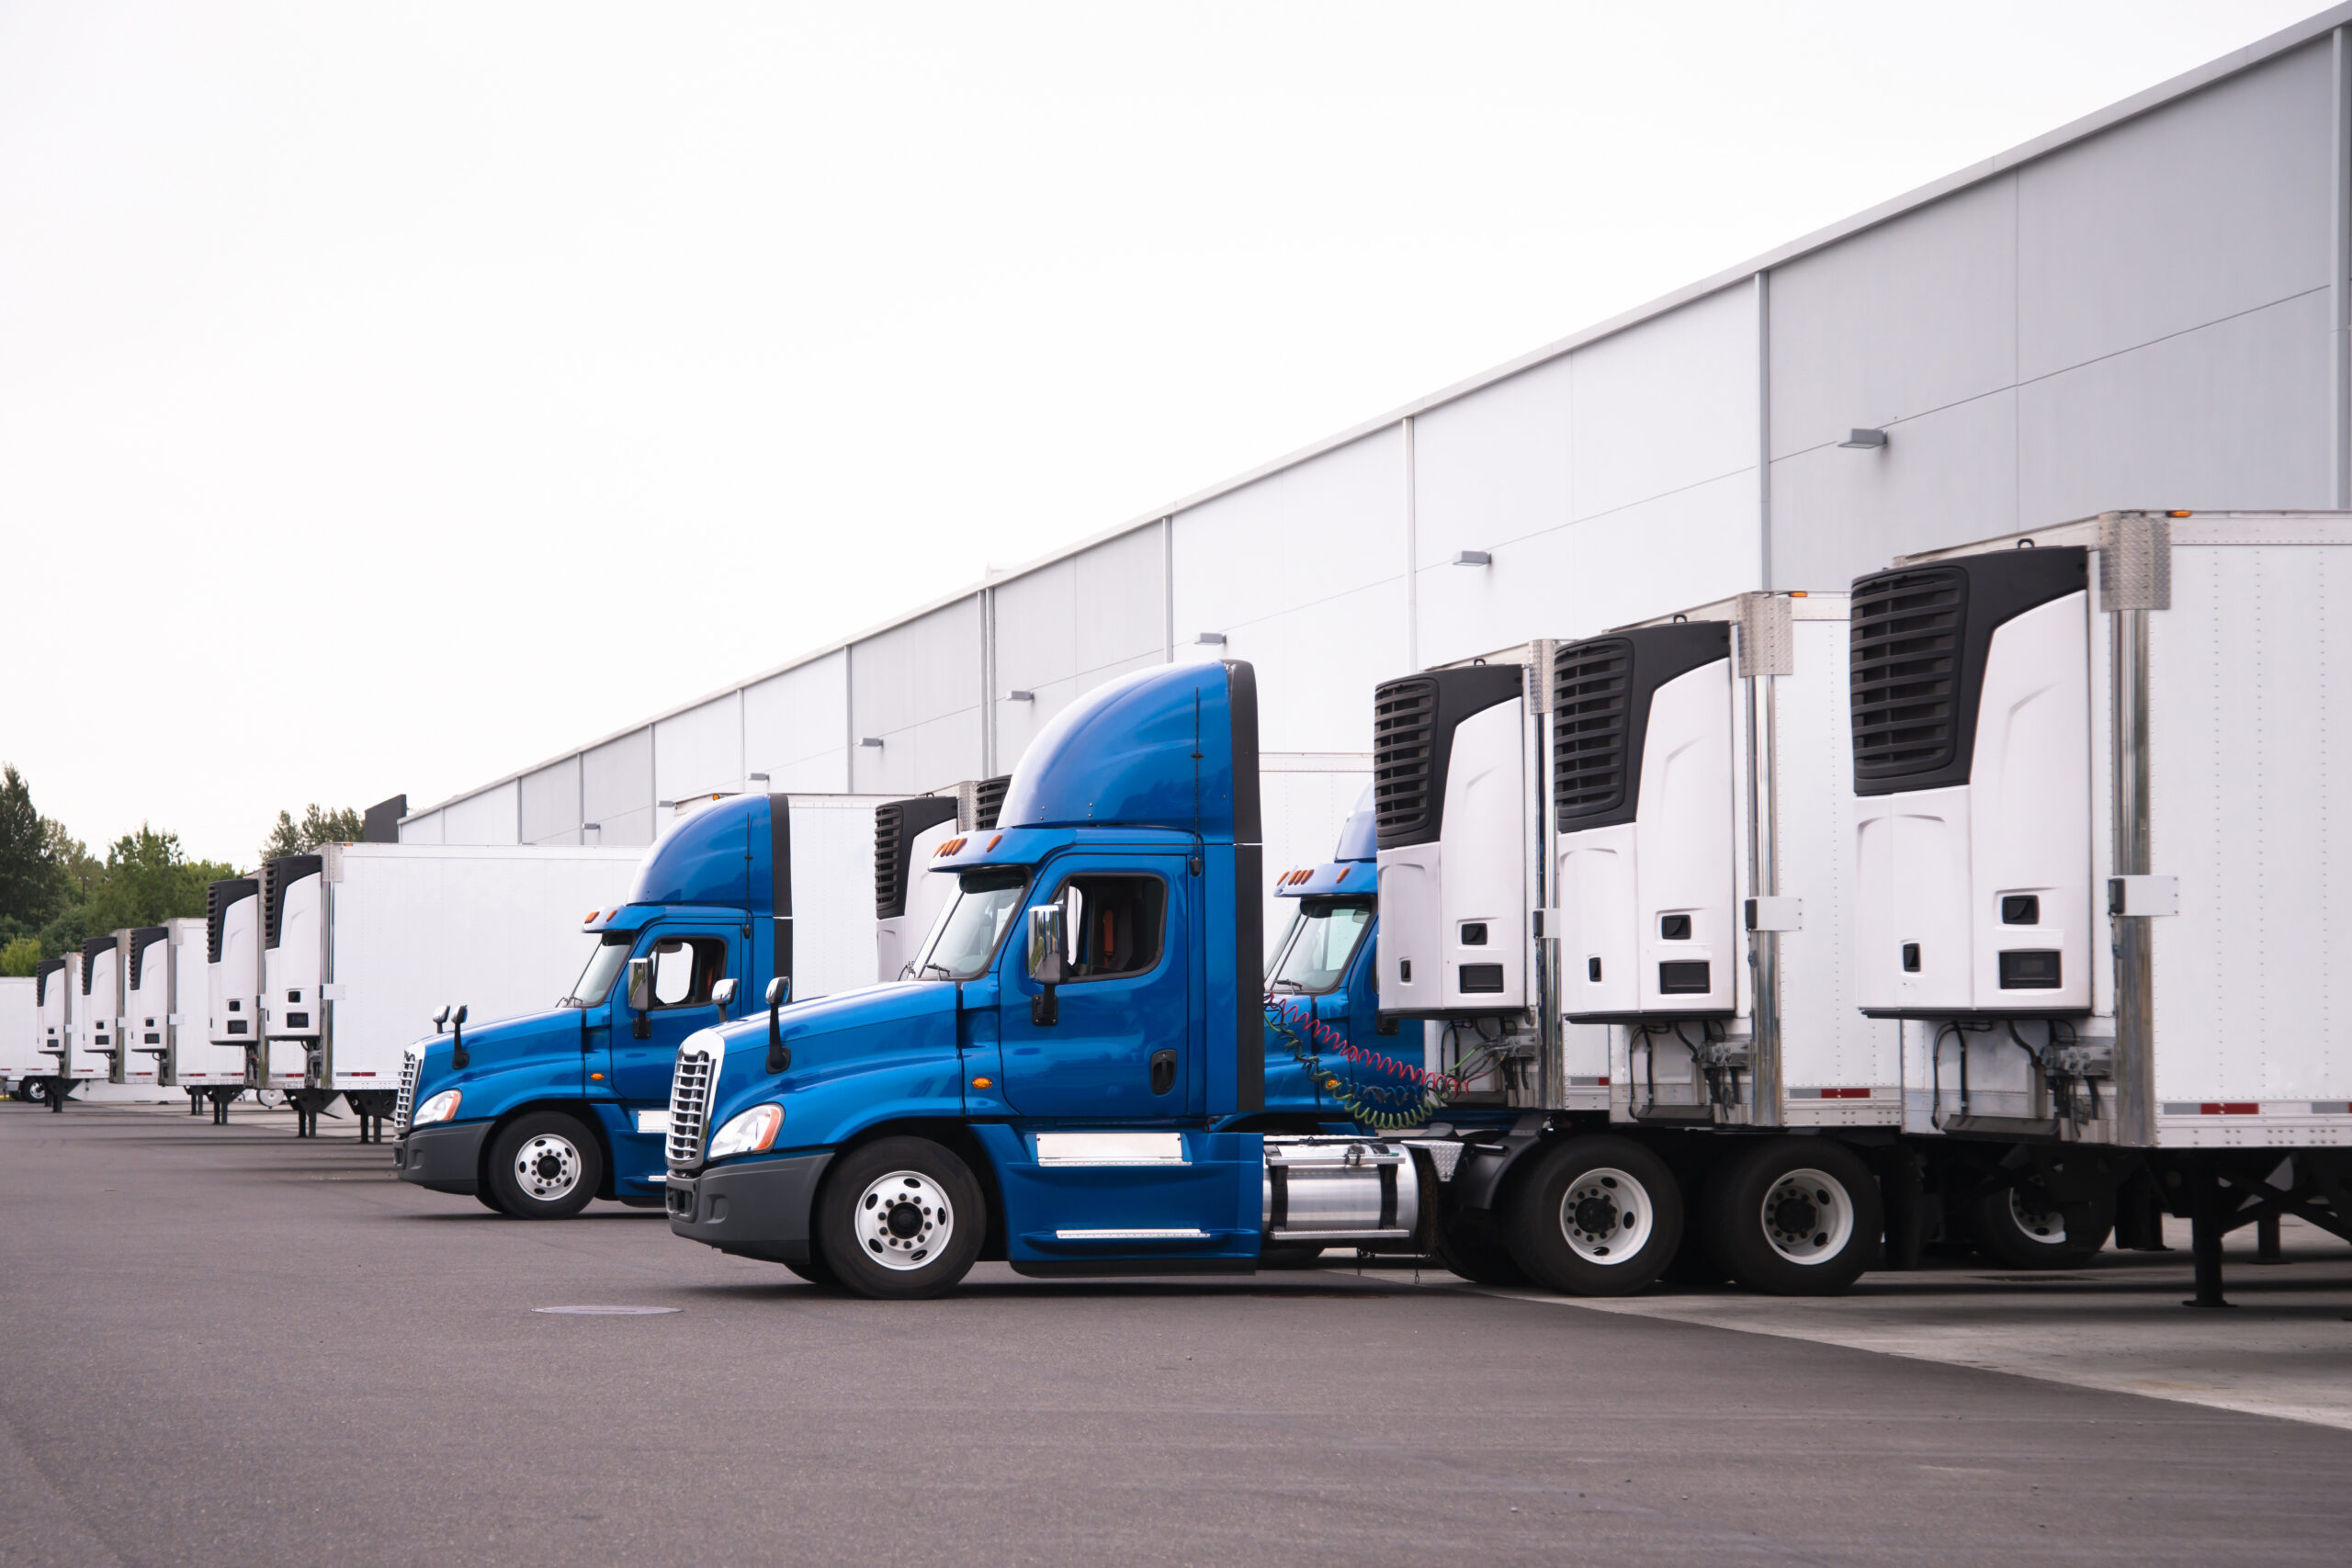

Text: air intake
xmin=261 ymin=856 xmax=322 ymax=950
xmin=873 ymin=795 xmax=958 ymax=919
xmin=972 ymin=775 xmax=1010 ymax=832
xmin=1372 ymin=677 xmax=1437 ymax=845
xmin=207 ymin=878 xmax=257 ymax=964
xmin=1850 ymin=566 xmax=1967 ymax=784
xmin=1552 ymin=637 xmax=1633 ymax=820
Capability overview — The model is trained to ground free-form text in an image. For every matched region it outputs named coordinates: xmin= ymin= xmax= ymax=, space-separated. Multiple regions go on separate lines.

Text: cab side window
xmin=650 ymin=936 xmax=728 ymax=1008
xmin=1056 ymin=875 xmax=1167 ymax=983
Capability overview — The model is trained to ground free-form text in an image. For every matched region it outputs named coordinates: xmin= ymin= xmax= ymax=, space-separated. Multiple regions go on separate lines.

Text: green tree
xmin=0 ymin=934 xmax=44 ymax=977
xmin=261 ymin=804 xmax=366 ymax=864
xmin=83 ymin=826 xmax=239 ymax=932
xmin=0 ymin=765 xmax=67 ymax=932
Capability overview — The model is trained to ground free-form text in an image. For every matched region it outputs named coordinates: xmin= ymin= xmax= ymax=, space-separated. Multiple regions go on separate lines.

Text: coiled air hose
xmin=1264 ymin=995 xmax=1498 ymax=1131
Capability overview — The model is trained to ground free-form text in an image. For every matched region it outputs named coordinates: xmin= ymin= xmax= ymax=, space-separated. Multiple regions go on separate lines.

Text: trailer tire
xmin=1969 ymin=1185 xmax=2113 ymax=1269
xmin=1708 ymin=1137 xmax=1880 ymax=1296
xmin=1505 ymin=1136 xmax=1681 ymax=1296
xmin=817 ymin=1136 xmax=984 ymax=1300
xmin=484 ymin=1112 xmax=603 ymax=1220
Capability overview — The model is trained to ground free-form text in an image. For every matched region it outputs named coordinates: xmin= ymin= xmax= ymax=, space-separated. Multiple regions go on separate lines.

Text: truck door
xmin=995 ymin=859 xmax=1190 ymax=1121
xmin=605 ymin=926 xmax=738 ymax=1108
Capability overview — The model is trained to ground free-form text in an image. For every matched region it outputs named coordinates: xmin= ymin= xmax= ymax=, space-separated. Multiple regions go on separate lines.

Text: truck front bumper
xmin=394 ymin=1121 xmax=491 ymax=1195
xmin=666 ymin=1153 xmax=832 ymax=1262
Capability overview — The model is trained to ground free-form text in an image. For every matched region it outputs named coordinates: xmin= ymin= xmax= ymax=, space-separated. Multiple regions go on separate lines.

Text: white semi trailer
xmin=1370 ymin=511 xmax=2352 ymax=1303
xmin=873 ymin=778 xmax=1008 ymax=982
xmin=30 ymin=953 xmax=102 ymax=1109
xmin=253 ymin=842 xmax=643 ymax=1138
xmin=0 ymin=976 xmax=35 ymax=1100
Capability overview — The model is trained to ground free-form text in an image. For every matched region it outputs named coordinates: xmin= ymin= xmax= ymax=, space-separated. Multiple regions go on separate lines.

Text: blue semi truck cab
xmin=391 ymin=792 xmax=879 ymax=1218
xmin=664 ymin=660 xmax=1549 ymax=1298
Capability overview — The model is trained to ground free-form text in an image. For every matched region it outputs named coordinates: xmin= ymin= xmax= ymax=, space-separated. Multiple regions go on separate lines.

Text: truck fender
xmin=478 ymin=1099 xmax=617 ymax=1201
xmin=1445 ymin=1116 xmax=1549 ymax=1213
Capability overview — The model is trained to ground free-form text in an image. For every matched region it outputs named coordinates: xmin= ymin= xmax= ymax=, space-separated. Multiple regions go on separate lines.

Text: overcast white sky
xmin=0 ymin=0 xmax=2327 ymax=866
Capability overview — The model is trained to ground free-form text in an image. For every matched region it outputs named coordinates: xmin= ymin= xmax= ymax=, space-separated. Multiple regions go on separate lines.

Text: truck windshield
xmin=562 ymin=931 xmax=635 ymax=1007
xmin=1266 ymin=898 xmax=1372 ymax=995
xmin=910 ymin=869 xmax=1030 ymax=981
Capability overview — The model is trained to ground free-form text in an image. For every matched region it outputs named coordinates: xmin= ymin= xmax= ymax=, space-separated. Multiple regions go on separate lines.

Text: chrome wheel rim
xmin=513 ymin=1133 xmax=583 ymax=1203
xmin=855 ymin=1169 xmax=953 ymax=1271
xmin=1556 ymin=1167 xmax=1654 ymax=1265
xmin=2008 ymin=1187 xmax=2064 ymax=1243
xmin=1760 ymin=1167 xmax=1854 ymax=1264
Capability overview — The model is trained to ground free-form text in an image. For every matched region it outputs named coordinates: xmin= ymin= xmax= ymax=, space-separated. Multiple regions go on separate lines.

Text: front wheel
xmin=1506 ymin=1135 xmax=1682 ymax=1296
xmin=485 ymin=1113 xmax=604 ymax=1220
xmin=1708 ymin=1137 xmax=1881 ymax=1296
xmin=817 ymin=1137 xmax=985 ymax=1300
xmin=782 ymin=1253 xmax=842 ymax=1288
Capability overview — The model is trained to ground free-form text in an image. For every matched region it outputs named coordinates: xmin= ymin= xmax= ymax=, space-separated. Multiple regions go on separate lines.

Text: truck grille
xmin=1372 ymin=677 xmax=1437 ymax=844
xmin=666 ymin=1043 xmax=720 ymax=1168
xmin=1850 ymin=566 xmax=1966 ymax=782
xmin=393 ymin=1048 xmax=422 ymax=1135
xmin=1552 ymin=637 xmax=1634 ymax=821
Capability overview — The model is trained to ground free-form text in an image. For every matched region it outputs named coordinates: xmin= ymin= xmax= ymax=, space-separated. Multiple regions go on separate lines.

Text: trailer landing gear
xmin=345 ymin=1090 xmax=397 ymax=1145
xmin=288 ymin=1089 xmax=340 ymax=1138
xmin=206 ymin=1088 xmax=243 ymax=1124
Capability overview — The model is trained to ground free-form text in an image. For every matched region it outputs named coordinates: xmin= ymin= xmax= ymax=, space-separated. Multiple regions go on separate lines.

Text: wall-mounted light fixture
xmin=582 ymin=822 xmax=602 ymax=845
xmin=1453 ymin=550 xmax=1492 ymax=567
xmin=748 ymin=773 xmax=770 ymax=784
xmin=1006 ymin=690 xmax=1035 ymax=703
xmin=657 ymin=799 xmax=675 ymax=810
xmin=1839 ymin=428 xmax=1888 ymax=449
xmin=859 ymin=737 xmax=885 ymax=748
xmin=1194 ymin=632 xmax=1227 ymax=646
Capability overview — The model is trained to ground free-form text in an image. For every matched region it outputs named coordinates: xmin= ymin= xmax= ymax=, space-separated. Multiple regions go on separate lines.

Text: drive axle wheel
xmin=817 ymin=1137 xmax=983 ymax=1300
xmin=1709 ymin=1137 xmax=1881 ymax=1295
xmin=1507 ymin=1135 xmax=1681 ymax=1296
xmin=485 ymin=1112 xmax=603 ymax=1220
xmin=1969 ymin=1184 xmax=2113 ymax=1269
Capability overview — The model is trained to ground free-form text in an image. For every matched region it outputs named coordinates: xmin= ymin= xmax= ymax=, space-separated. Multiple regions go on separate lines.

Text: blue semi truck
xmin=662 ymin=659 xmax=1578 ymax=1298
xmin=390 ymin=793 xmax=884 ymax=1217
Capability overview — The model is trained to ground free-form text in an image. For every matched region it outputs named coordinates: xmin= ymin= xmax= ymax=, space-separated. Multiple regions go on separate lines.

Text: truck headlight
xmin=412 ymin=1090 xmax=461 ymax=1127
xmin=707 ymin=1103 xmax=784 ymax=1159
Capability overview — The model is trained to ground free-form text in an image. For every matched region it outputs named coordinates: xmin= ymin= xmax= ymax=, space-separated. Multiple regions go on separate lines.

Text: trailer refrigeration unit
xmin=31 ymin=952 xmax=98 ymax=1110
xmin=875 ymin=778 xmax=1008 ymax=982
xmin=394 ymin=793 xmax=888 ymax=1216
xmin=77 ymin=934 xmax=127 ymax=1088
xmin=126 ymin=919 xmax=242 ymax=1116
xmin=1852 ymin=512 xmax=2352 ymax=1301
xmin=206 ymin=876 xmax=265 ymax=1121
xmin=259 ymin=843 xmax=643 ymax=1138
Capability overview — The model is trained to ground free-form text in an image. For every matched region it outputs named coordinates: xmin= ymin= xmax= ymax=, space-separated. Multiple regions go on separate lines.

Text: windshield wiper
xmin=917 ymin=963 xmax=956 ymax=980
xmin=1267 ymin=978 xmax=1306 ymax=994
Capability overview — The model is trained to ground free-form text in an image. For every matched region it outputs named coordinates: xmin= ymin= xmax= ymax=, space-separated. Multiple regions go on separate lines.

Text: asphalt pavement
xmin=2 ymin=1101 xmax=2348 ymax=1567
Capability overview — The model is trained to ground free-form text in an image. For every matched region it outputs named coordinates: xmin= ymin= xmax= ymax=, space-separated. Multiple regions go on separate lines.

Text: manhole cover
xmin=533 ymin=1305 xmax=681 ymax=1315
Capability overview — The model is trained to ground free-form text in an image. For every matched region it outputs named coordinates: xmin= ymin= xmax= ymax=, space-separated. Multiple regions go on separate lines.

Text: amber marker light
xmin=971 ymin=1077 xmax=993 ymax=1089
xmin=987 ymin=834 xmax=1002 ymax=851
xmin=590 ymin=1072 xmax=605 ymax=1081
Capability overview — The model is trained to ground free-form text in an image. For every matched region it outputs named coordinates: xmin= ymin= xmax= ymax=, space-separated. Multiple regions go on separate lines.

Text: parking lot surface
xmin=3 ymin=1101 xmax=2349 ymax=1566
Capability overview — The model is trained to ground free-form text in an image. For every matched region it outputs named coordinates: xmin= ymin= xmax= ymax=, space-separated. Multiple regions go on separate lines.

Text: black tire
xmin=1431 ymin=1213 xmax=1528 ymax=1286
xmin=1708 ymin=1136 xmax=1881 ymax=1296
xmin=816 ymin=1137 xmax=985 ymax=1300
xmin=782 ymin=1254 xmax=842 ymax=1288
xmin=484 ymin=1112 xmax=604 ymax=1220
xmin=23 ymin=1079 xmax=47 ymax=1105
xmin=1505 ymin=1135 xmax=1682 ymax=1296
xmin=474 ymin=1189 xmax=510 ymax=1215
xmin=1969 ymin=1184 xmax=2113 ymax=1269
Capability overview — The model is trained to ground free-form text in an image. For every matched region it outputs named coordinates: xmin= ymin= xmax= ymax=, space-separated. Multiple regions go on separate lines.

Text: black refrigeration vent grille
xmin=35 ymin=957 xmax=64 ymax=1007
xmin=261 ymin=855 xmax=322 ymax=951
xmin=874 ymin=795 xmax=958 ymax=919
xmin=128 ymin=927 xmax=169 ymax=991
xmin=1850 ymin=567 xmax=1967 ymax=783
xmin=206 ymin=878 xmax=257 ymax=964
xmin=1552 ymin=637 xmax=1634 ymax=821
xmin=1372 ymin=678 xmax=1437 ymax=844
xmin=81 ymin=936 xmax=113 ymax=991
xmin=972 ymin=775 xmax=1011 ymax=832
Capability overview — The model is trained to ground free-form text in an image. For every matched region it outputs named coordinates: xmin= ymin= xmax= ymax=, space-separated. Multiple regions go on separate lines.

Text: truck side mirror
xmin=449 ymin=1004 xmax=469 ymax=1068
xmin=765 ymin=976 xmax=791 ymax=1074
xmin=1027 ymin=904 xmax=1065 ymax=1025
xmin=432 ymin=1005 xmax=450 ymax=1035
xmin=710 ymin=977 xmax=738 ymax=1010
xmin=627 ymin=957 xmax=653 ymax=1039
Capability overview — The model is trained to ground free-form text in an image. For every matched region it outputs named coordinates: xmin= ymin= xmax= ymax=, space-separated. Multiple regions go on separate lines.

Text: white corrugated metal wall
xmin=403 ymin=13 xmax=2352 ymax=868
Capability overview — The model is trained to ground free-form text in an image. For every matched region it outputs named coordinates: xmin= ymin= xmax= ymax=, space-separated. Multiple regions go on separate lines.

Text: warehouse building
xmin=404 ymin=6 xmax=2352 ymax=886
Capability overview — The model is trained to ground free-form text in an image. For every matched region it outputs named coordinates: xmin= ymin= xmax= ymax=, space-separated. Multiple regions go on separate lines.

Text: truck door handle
xmin=1149 ymin=1049 xmax=1177 ymax=1096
